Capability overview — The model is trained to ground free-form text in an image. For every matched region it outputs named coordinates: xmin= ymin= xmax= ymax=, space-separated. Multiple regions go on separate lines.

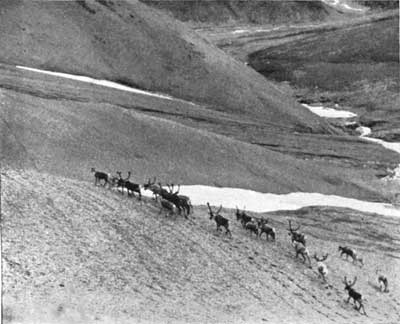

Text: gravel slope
xmin=2 ymin=169 xmax=400 ymax=323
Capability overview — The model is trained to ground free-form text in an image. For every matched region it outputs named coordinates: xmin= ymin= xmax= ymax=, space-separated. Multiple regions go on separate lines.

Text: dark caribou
xmin=207 ymin=203 xmax=232 ymax=237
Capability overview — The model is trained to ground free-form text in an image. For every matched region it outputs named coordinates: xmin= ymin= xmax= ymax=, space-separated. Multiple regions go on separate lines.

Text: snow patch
xmin=301 ymin=103 xmax=357 ymax=118
xmin=232 ymin=29 xmax=247 ymax=34
xmin=142 ymin=185 xmax=399 ymax=217
xmin=341 ymin=3 xmax=365 ymax=12
xmin=356 ymin=126 xmax=372 ymax=137
xmin=358 ymin=127 xmax=400 ymax=155
xmin=321 ymin=0 xmax=366 ymax=12
xmin=176 ymin=185 xmax=400 ymax=217
xmin=16 ymin=66 xmax=196 ymax=105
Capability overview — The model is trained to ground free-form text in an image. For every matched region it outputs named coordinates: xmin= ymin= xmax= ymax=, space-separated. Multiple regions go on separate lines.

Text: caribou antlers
xmin=314 ymin=253 xmax=329 ymax=262
xmin=207 ymin=203 xmax=231 ymax=236
xmin=314 ymin=253 xmax=329 ymax=282
xmin=207 ymin=202 xmax=222 ymax=219
xmin=288 ymin=220 xmax=300 ymax=232
xmin=343 ymin=276 xmax=366 ymax=315
xmin=343 ymin=276 xmax=357 ymax=288
xmin=288 ymin=220 xmax=306 ymax=245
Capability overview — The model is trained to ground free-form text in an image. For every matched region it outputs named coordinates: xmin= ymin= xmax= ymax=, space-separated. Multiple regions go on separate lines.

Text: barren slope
xmin=2 ymin=62 xmax=399 ymax=201
xmin=2 ymin=169 xmax=400 ymax=324
xmin=0 ymin=0 xmax=333 ymax=134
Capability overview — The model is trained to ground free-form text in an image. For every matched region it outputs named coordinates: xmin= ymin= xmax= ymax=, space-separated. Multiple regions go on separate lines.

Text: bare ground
xmin=2 ymin=168 xmax=400 ymax=324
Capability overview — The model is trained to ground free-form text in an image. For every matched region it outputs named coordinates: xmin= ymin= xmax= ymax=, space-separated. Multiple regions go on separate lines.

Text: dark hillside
xmin=0 ymin=0 xmax=334 ymax=134
xmin=356 ymin=0 xmax=399 ymax=10
xmin=248 ymin=15 xmax=398 ymax=86
xmin=248 ymin=14 xmax=400 ymax=140
xmin=140 ymin=0 xmax=342 ymax=25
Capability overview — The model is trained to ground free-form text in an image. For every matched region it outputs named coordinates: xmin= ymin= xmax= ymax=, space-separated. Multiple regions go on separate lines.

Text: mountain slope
xmin=2 ymin=169 xmax=400 ymax=323
xmin=0 ymin=0 xmax=333 ymax=134
xmin=2 ymin=70 xmax=392 ymax=200
xmin=140 ymin=0 xmax=344 ymax=26
xmin=247 ymin=13 xmax=400 ymax=140
xmin=3 ymin=58 xmax=400 ymax=202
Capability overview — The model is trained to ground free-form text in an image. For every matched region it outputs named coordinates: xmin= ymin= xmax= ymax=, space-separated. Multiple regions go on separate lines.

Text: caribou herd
xmin=91 ymin=168 xmax=192 ymax=218
xmin=91 ymin=167 xmax=390 ymax=316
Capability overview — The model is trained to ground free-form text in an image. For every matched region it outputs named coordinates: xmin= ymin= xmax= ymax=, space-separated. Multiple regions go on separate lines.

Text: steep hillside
xmin=2 ymin=169 xmax=400 ymax=323
xmin=0 ymin=0 xmax=333 ymax=134
xmin=1 ymin=63 xmax=398 ymax=201
xmin=140 ymin=0 xmax=343 ymax=26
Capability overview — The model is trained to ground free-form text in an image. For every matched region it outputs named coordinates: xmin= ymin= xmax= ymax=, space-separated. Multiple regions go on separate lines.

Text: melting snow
xmin=361 ymin=136 xmax=400 ymax=155
xmin=301 ymin=103 xmax=357 ymax=118
xmin=16 ymin=65 xmax=399 ymax=217
xmin=321 ymin=0 xmax=366 ymax=12
xmin=232 ymin=29 xmax=247 ymax=34
xmin=356 ymin=126 xmax=372 ymax=136
xmin=341 ymin=3 xmax=365 ymax=12
xmin=175 ymin=186 xmax=400 ymax=217
xmin=16 ymin=66 xmax=196 ymax=105
xmin=356 ymin=126 xmax=400 ymax=155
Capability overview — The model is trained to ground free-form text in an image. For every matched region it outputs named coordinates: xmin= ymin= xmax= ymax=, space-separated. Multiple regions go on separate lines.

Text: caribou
xmin=125 ymin=180 xmax=142 ymax=200
xmin=244 ymin=220 xmax=259 ymax=237
xmin=288 ymin=220 xmax=306 ymax=245
xmin=338 ymin=246 xmax=363 ymax=266
xmin=376 ymin=270 xmax=389 ymax=292
xmin=91 ymin=168 xmax=109 ymax=186
xmin=207 ymin=203 xmax=231 ymax=236
xmin=343 ymin=276 xmax=366 ymax=315
xmin=292 ymin=241 xmax=311 ymax=268
xmin=313 ymin=253 xmax=329 ymax=282
xmin=108 ymin=173 xmax=119 ymax=189
xmin=158 ymin=183 xmax=185 ymax=218
xmin=159 ymin=199 xmax=175 ymax=217
xmin=235 ymin=206 xmax=251 ymax=227
xmin=116 ymin=171 xmax=128 ymax=194
xmin=116 ymin=172 xmax=141 ymax=199
xmin=257 ymin=219 xmax=276 ymax=241
xmin=167 ymin=184 xmax=192 ymax=216
xmin=143 ymin=177 xmax=163 ymax=201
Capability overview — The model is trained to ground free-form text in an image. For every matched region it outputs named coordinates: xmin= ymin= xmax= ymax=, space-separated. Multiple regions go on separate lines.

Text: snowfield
xmin=301 ymin=103 xmax=357 ymax=118
xmin=16 ymin=66 xmax=196 ymax=105
xmin=174 ymin=186 xmax=400 ymax=217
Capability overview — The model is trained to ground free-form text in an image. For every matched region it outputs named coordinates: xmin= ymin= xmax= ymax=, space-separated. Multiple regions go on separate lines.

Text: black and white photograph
xmin=1 ymin=0 xmax=399 ymax=323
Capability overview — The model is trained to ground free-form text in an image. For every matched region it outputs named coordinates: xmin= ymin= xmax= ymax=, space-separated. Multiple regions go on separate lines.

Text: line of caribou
xmin=92 ymin=168 xmax=390 ymax=317
xmin=206 ymin=205 xmax=390 ymax=316
xmin=91 ymin=168 xmax=192 ymax=218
